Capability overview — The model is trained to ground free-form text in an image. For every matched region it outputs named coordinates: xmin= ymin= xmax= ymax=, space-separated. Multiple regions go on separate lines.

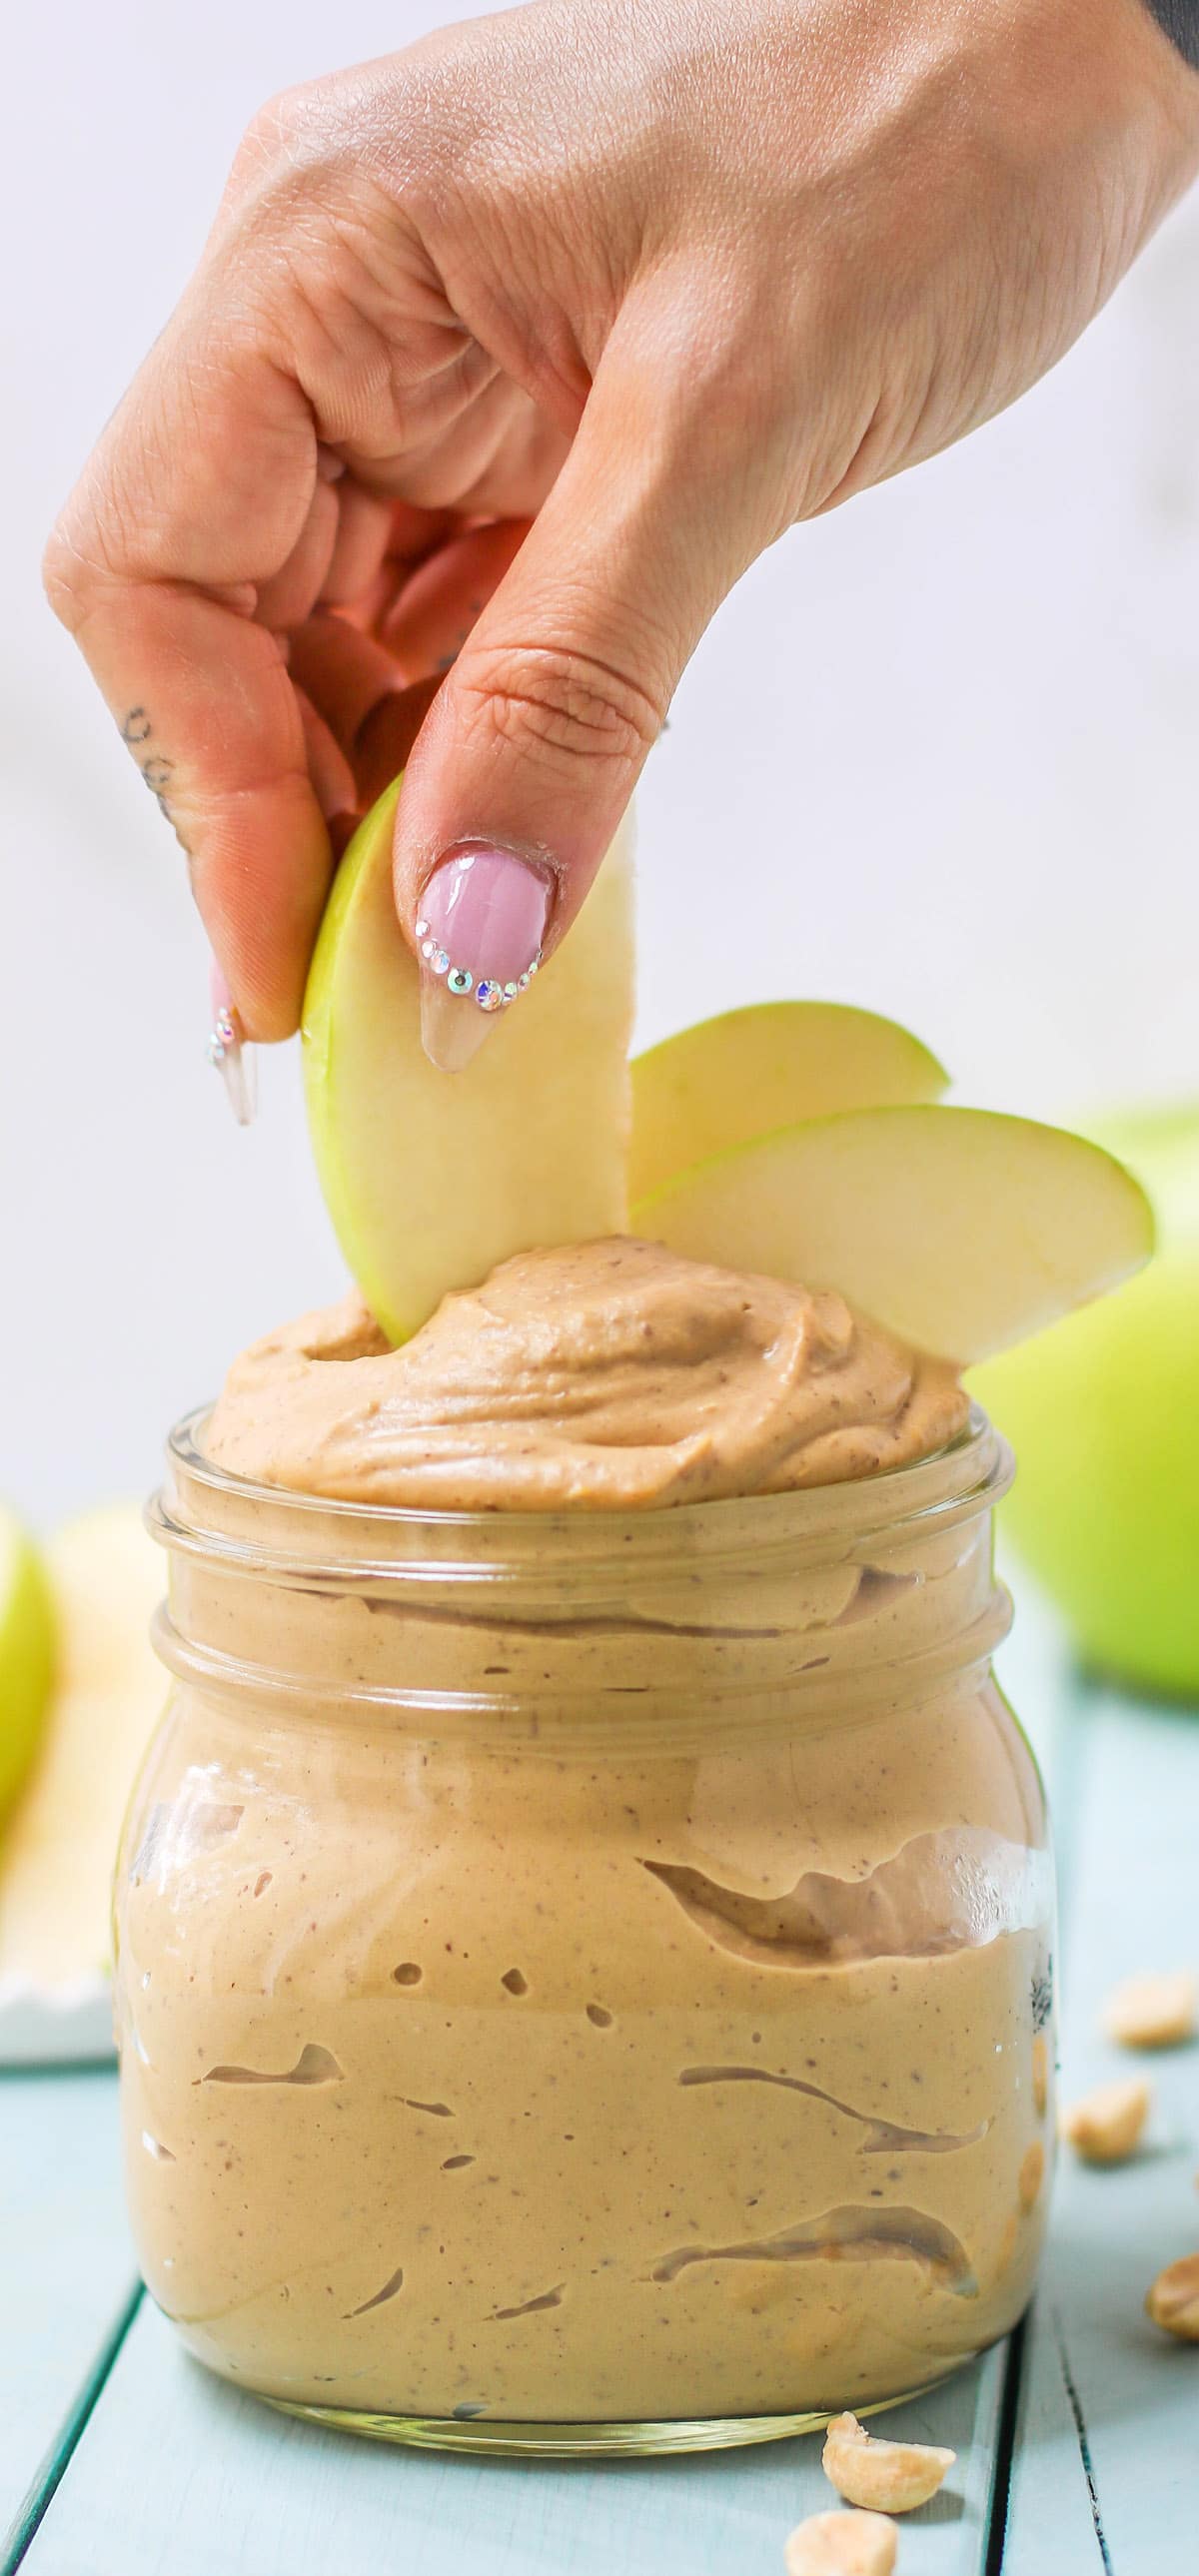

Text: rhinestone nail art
xmin=421 ymin=947 xmax=544 ymax=1012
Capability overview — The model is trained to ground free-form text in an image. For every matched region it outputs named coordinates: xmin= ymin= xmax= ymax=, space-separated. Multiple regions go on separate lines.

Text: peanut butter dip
xmin=116 ymin=1241 xmax=1052 ymax=2435
xmin=205 ymin=1238 xmax=968 ymax=1507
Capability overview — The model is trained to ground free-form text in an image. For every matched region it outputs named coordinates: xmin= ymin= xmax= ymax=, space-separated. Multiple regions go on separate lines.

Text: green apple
xmin=0 ymin=1503 xmax=164 ymax=1989
xmin=0 ymin=1508 xmax=55 ymax=1819
xmin=303 ymin=778 xmax=635 ymax=1343
xmin=629 ymin=1002 xmax=947 ymax=1202
xmin=634 ymin=1105 xmax=1152 ymax=1363
xmin=973 ymin=1104 xmax=1199 ymax=1696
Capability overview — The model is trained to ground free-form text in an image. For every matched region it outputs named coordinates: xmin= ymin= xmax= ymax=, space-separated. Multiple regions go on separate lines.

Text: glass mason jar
xmin=114 ymin=1403 xmax=1054 ymax=2457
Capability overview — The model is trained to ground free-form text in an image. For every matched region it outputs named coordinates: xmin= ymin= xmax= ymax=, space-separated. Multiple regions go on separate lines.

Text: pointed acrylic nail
xmin=206 ymin=962 xmax=258 ymax=1128
xmin=416 ymin=845 xmax=552 ymax=1073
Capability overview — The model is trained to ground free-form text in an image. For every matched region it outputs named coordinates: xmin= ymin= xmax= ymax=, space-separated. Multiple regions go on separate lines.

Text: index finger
xmin=44 ymin=309 xmax=333 ymax=1040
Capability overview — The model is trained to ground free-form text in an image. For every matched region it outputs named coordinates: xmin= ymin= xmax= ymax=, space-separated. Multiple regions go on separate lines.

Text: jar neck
xmin=149 ymin=1408 xmax=1013 ymax=1747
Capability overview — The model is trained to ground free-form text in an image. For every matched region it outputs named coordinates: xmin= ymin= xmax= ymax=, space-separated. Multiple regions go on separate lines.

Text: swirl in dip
xmin=205 ymin=1237 xmax=968 ymax=1506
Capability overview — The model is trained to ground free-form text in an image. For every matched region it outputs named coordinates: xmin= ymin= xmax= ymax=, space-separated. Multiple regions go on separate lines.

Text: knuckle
xmin=42 ymin=520 xmax=82 ymax=627
xmin=42 ymin=503 xmax=109 ymax=631
xmin=44 ymin=469 xmax=142 ymax=616
xmin=456 ymin=642 xmax=663 ymax=774
xmin=237 ymin=81 xmax=320 ymax=175
xmin=229 ymin=78 xmax=356 ymax=231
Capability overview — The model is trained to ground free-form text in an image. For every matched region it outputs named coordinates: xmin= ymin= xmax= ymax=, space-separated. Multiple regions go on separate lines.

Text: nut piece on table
xmin=1103 ymin=1971 xmax=1196 ymax=2050
xmin=784 ymin=2508 xmax=898 ymax=2575
xmin=1145 ymin=2253 xmax=1199 ymax=2341
xmin=1062 ymin=2077 xmax=1151 ymax=2165
xmin=822 ymin=2413 xmax=955 ymax=2513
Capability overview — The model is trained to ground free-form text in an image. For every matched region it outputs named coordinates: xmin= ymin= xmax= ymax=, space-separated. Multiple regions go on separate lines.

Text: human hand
xmin=45 ymin=0 xmax=1199 ymax=1071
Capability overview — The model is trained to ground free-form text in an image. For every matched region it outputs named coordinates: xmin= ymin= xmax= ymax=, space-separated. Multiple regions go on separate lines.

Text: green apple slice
xmin=634 ymin=1105 xmax=1153 ymax=1361
xmin=303 ymin=780 xmax=635 ymax=1342
xmin=0 ymin=1507 xmax=55 ymax=1819
xmin=630 ymin=1002 xmax=947 ymax=1202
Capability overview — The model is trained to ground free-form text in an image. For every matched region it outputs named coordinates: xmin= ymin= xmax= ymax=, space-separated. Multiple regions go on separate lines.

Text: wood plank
xmin=0 ymin=2069 xmax=136 ymax=2560
xmin=26 ymin=2300 xmax=1010 ymax=2576
xmin=1002 ymin=1689 xmax=1199 ymax=2575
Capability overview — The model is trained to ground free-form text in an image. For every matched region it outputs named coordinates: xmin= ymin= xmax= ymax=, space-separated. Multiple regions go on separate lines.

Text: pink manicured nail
xmin=206 ymin=961 xmax=258 ymax=1128
xmin=416 ymin=844 xmax=552 ymax=1073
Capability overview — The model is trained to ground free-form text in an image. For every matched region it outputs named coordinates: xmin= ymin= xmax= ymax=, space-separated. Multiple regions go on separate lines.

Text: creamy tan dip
xmin=115 ymin=1242 xmax=1049 ymax=2434
xmin=205 ymin=1239 xmax=968 ymax=1507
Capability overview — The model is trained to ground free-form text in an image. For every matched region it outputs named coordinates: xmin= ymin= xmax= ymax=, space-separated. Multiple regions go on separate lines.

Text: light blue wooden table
xmin=4 ymin=1604 xmax=1197 ymax=2575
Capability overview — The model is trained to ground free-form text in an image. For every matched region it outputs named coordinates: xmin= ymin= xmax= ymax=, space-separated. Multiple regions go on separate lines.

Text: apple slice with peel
xmin=303 ymin=779 xmax=635 ymax=1342
xmin=0 ymin=1508 xmax=55 ymax=1820
xmin=630 ymin=1002 xmax=947 ymax=1202
xmin=634 ymin=1105 xmax=1153 ymax=1361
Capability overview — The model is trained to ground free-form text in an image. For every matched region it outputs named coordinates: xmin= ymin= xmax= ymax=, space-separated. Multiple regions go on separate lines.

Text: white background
xmin=2 ymin=2 xmax=1197 ymax=1525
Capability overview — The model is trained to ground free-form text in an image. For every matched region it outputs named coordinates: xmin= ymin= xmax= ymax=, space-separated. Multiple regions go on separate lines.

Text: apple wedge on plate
xmin=0 ymin=1503 xmax=165 ymax=2062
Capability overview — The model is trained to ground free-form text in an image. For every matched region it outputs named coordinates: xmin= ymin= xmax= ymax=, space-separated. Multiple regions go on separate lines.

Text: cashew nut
xmin=784 ymin=2509 xmax=897 ymax=2575
xmin=1146 ymin=2252 xmax=1199 ymax=2341
xmin=822 ymin=2411 xmax=955 ymax=2513
xmin=1103 ymin=1970 xmax=1196 ymax=2050
xmin=1062 ymin=2077 xmax=1150 ymax=2165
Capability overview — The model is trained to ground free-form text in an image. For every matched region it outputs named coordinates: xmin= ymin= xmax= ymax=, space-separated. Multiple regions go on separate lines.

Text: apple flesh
xmin=973 ymin=1104 xmax=1199 ymax=1695
xmin=629 ymin=1002 xmax=947 ymax=1202
xmin=303 ymin=780 xmax=635 ymax=1343
xmin=0 ymin=1503 xmax=164 ymax=1991
xmin=0 ymin=1509 xmax=55 ymax=1820
xmin=635 ymin=1105 xmax=1153 ymax=1363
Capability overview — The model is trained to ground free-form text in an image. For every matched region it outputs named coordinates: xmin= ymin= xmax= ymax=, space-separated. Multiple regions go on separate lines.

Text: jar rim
xmin=151 ymin=1402 xmax=1014 ymax=1736
xmin=155 ymin=1399 xmax=1012 ymax=1575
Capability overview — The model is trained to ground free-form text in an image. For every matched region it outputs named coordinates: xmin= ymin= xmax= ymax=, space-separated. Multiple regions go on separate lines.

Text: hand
xmin=45 ymin=0 xmax=1199 ymax=1063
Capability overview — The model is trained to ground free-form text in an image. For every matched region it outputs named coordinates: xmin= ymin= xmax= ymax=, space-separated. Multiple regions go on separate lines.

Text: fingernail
xmin=206 ymin=962 xmax=258 ymax=1128
xmin=416 ymin=845 xmax=552 ymax=1073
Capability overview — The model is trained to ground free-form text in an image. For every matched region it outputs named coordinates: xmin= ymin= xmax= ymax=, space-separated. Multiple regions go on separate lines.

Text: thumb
xmin=391 ymin=305 xmax=760 ymax=1071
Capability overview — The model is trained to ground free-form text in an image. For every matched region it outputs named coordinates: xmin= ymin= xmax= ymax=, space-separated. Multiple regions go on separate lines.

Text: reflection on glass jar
xmin=114 ymin=1406 xmax=1054 ymax=2454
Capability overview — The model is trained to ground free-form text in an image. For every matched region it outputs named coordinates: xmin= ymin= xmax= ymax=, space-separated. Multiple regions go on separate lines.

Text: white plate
xmin=0 ymin=1978 xmax=114 ymax=2066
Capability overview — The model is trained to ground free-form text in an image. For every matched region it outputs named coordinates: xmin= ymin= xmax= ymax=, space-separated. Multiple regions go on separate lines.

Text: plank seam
xmin=2 ymin=2281 xmax=144 ymax=2576
xmin=1051 ymin=2305 xmax=1114 ymax=2575
xmin=982 ymin=2316 xmax=1025 ymax=2576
